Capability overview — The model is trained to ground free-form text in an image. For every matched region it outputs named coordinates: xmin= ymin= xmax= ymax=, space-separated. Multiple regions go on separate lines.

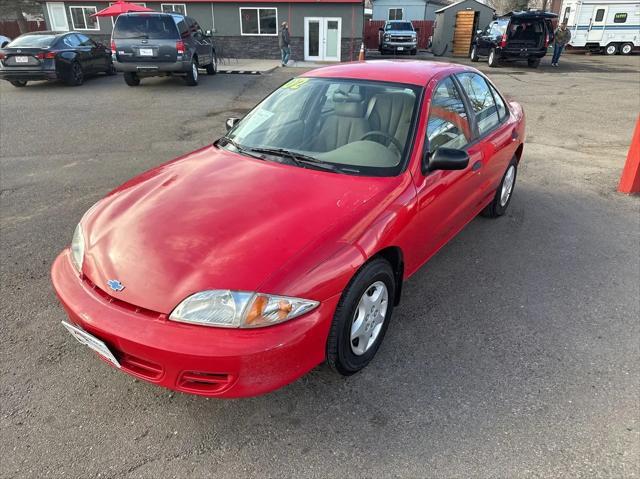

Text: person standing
xmin=279 ymin=21 xmax=291 ymax=67
xmin=551 ymin=21 xmax=571 ymax=67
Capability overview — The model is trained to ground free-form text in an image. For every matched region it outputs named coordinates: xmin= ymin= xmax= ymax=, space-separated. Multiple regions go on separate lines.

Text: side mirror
xmin=379 ymin=28 xmax=384 ymax=32
xmin=422 ymin=147 xmax=469 ymax=174
xmin=205 ymin=29 xmax=213 ymax=37
xmin=225 ymin=117 xmax=241 ymax=132
xmin=477 ymin=29 xmax=483 ymax=34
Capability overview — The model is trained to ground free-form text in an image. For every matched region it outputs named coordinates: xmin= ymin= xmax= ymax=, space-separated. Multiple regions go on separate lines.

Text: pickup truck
xmin=379 ymin=20 xmax=418 ymax=55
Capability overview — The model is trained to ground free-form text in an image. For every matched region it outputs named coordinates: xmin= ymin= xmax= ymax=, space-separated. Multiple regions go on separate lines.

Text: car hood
xmin=81 ymin=145 xmax=396 ymax=314
xmin=385 ymin=30 xmax=416 ymax=35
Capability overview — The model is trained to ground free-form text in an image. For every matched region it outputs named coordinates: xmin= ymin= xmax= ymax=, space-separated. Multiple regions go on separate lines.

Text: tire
xmin=481 ymin=159 xmax=518 ymax=218
xmin=123 ymin=72 xmax=140 ymax=86
xmin=65 ymin=61 xmax=84 ymax=86
xmin=527 ymin=57 xmax=540 ymax=68
xmin=205 ymin=52 xmax=217 ymax=75
xmin=326 ymin=258 xmax=396 ymax=376
xmin=411 ymin=48 xmax=417 ymax=56
xmin=605 ymin=43 xmax=618 ymax=55
xmin=185 ymin=58 xmax=198 ymax=86
xmin=10 ymin=80 xmax=27 ymax=87
xmin=488 ymin=48 xmax=499 ymax=67
xmin=105 ymin=62 xmax=116 ymax=75
xmin=620 ymin=43 xmax=633 ymax=55
xmin=470 ymin=45 xmax=479 ymax=62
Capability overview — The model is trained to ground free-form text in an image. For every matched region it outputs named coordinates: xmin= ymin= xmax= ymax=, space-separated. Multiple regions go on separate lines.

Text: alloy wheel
xmin=350 ymin=281 xmax=389 ymax=356
xmin=193 ymin=63 xmax=198 ymax=82
xmin=500 ymin=165 xmax=516 ymax=207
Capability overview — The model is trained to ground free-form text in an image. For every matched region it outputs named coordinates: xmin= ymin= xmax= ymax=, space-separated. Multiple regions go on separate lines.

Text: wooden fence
xmin=364 ymin=20 xmax=434 ymax=50
xmin=0 ymin=21 xmax=47 ymax=39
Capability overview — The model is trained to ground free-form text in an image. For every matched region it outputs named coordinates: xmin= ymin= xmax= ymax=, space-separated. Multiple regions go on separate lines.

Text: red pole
xmin=618 ymin=115 xmax=640 ymax=194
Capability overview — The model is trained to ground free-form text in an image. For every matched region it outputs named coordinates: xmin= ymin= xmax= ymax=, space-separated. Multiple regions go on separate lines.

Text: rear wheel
xmin=481 ymin=159 xmax=517 ymax=218
xmin=488 ymin=48 xmax=499 ymax=67
xmin=185 ymin=59 xmax=198 ymax=86
xmin=470 ymin=45 xmax=479 ymax=62
xmin=620 ymin=43 xmax=633 ymax=55
xmin=66 ymin=61 xmax=84 ymax=86
xmin=205 ymin=52 xmax=217 ymax=75
xmin=327 ymin=258 xmax=396 ymax=376
xmin=527 ymin=57 xmax=540 ymax=68
xmin=123 ymin=72 xmax=140 ymax=86
xmin=605 ymin=43 xmax=618 ymax=55
xmin=10 ymin=80 xmax=27 ymax=87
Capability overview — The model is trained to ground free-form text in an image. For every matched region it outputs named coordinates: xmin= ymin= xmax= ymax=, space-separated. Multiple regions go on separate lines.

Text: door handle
xmin=472 ymin=161 xmax=482 ymax=172
xmin=511 ymin=129 xmax=519 ymax=141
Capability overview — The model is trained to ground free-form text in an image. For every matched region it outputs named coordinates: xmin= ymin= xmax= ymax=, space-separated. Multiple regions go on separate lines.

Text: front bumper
xmin=51 ymin=251 xmax=340 ymax=398
xmin=0 ymin=68 xmax=58 ymax=81
xmin=113 ymin=60 xmax=191 ymax=75
xmin=381 ymin=41 xmax=417 ymax=50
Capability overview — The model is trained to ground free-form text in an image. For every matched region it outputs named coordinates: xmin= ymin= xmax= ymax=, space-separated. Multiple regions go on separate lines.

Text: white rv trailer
xmin=559 ymin=0 xmax=639 ymax=54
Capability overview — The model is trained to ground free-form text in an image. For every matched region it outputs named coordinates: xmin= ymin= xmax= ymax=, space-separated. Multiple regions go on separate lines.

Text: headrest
xmin=333 ymin=90 xmax=365 ymax=118
xmin=333 ymin=89 xmax=363 ymax=103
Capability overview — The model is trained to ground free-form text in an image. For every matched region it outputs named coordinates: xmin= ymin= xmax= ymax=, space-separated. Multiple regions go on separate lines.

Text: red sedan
xmin=52 ymin=61 xmax=525 ymax=398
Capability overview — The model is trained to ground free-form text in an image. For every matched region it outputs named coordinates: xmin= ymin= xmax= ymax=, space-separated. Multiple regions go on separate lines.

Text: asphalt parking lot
xmin=1 ymin=53 xmax=639 ymax=478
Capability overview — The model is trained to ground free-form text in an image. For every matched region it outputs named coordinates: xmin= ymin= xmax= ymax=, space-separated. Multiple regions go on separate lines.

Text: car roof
xmin=19 ymin=30 xmax=66 ymax=36
xmin=302 ymin=60 xmax=473 ymax=87
xmin=122 ymin=11 xmax=184 ymax=18
xmin=502 ymin=10 xmax=558 ymax=19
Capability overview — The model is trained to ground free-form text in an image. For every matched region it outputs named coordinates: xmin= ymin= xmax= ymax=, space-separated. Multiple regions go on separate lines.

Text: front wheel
xmin=620 ymin=43 xmax=633 ymax=55
xmin=482 ymin=160 xmax=517 ymax=218
xmin=410 ymin=48 xmax=417 ymax=56
xmin=527 ymin=57 xmax=540 ymax=68
xmin=185 ymin=59 xmax=198 ymax=86
xmin=123 ymin=72 xmax=140 ymax=86
xmin=65 ymin=61 xmax=84 ymax=86
xmin=205 ymin=53 xmax=217 ymax=75
xmin=105 ymin=62 xmax=116 ymax=75
xmin=470 ymin=45 xmax=479 ymax=62
xmin=326 ymin=258 xmax=396 ymax=376
xmin=605 ymin=43 xmax=618 ymax=55
xmin=488 ymin=48 xmax=499 ymax=67
xmin=10 ymin=80 xmax=27 ymax=87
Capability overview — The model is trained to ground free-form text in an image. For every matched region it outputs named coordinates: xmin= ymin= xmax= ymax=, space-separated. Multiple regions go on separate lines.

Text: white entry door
xmin=587 ymin=6 xmax=608 ymax=42
xmin=46 ymin=2 xmax=69 ymax=31
xmin=304 ymin=17 xmax=341 ymax=61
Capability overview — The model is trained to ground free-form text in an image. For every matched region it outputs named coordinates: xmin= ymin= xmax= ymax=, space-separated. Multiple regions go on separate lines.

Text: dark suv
xmin=471 ymin=11 xmax=557 ymax=68
xmin=111 ymin=12 xmax=216 ymax=86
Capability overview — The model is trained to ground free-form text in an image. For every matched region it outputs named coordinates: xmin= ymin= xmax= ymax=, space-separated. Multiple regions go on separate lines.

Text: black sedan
xmin=0 ymin=31 xmax=114 ymax=87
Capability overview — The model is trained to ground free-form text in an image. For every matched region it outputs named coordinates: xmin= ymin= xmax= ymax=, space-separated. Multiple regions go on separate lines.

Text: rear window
xmin=7 ymin=35 xmax=58 ymax=48
xmin=113 ymin=15 xmax=179 ymax=39
xmin=386 ymin=22 xmax=413 ymax=31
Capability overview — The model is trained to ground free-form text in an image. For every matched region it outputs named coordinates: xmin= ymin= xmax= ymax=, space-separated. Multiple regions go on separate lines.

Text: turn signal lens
xmin=36 ymin=51 xmax=56 ymax=60
xmin=176 ymin=40 xmax=185 ymax=54
xmin=500 ymin=33 xmax=507 ymax=48
xmin=70 ymin=223 xmax=85 ymax=272
xmin=110 ymin=40 xmax=116 ymax=52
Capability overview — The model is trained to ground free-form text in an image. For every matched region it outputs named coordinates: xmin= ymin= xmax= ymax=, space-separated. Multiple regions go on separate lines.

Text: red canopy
xmin=91 ymin=1 xmax=153 ymax=17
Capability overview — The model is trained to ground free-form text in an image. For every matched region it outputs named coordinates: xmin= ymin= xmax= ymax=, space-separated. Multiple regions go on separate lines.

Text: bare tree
xmin=0 ymin=0 xmax=45 ymax=34
xmin=486 ymin=0 xmax=530 ymax=15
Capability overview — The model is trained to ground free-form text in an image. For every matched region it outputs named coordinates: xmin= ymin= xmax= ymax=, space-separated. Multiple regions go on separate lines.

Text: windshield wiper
xmin=217 ymin=137 xmax=265 ymax=160
xmin=246 ymin=147 xmax=339 ymax=172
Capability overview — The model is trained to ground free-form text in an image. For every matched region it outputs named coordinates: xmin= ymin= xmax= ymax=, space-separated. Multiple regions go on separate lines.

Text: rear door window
xmin=63 ymin=34 xmax=82 ymax=48
xmin=456 ymin=73 xmax=501 ymax=136
xmin=113 ymin=15 xmax=179 ymax=39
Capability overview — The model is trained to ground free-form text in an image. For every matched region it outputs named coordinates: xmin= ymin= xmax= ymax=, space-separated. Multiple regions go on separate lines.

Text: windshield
xmin=223 ymin=77 xmax=422 ymax=176
xmin=113 ymin=15 xmax=179 ymax=39
xmin=386 ymin=22 xmax=413 ymax=31
xmin=7 ymin=35 xmax=57 ymax=48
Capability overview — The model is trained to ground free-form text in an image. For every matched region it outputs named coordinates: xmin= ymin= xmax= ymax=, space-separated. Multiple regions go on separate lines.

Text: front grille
xmin=177 ymin=371 xmax=236 ymax=394
xmin=391 ymin=36 xmax=414 ymax=42
xmin=117 ymin=351 xmax=164 ymax=380
xmin=83 ymin=276 xmax=164 ymax=320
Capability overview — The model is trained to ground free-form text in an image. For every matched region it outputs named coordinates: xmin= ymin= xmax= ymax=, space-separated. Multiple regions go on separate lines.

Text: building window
xmin=161 ymin=4 xmax=187 ymax=15
xmin=69 ymin=6 xmax=100 ymax=31
xmin=614 ymin=12 xmax=627 ymax=23
xmin=388 ymin=8 xmax=403 ymax=20
xmin=110 ymin=3 xmax=146 ymax=26
xmin=594 ymin=8 xmax=605 ymax=22
xmin=240 ymin=8 xmax=277 ymax=35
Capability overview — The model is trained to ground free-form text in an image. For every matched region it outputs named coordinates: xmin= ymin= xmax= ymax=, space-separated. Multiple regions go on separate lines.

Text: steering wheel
xmin=359 ymin=131 xmax=403 ymax=152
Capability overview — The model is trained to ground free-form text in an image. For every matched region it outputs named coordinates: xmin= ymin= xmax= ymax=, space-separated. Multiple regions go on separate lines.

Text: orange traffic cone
xmin=618 ymin=115 xmax=640 ymax=194
xmin=358 ymin=43 xmax=366 ymax=62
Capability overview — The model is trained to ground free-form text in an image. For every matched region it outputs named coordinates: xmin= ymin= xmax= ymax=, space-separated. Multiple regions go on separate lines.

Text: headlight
xmin=70 ymin=223 xmax=85 ymax=271
xmin=384 ymin=34 xmax=390 ymax=40
xmin=169 ymin=290 xmax=319 ymax=328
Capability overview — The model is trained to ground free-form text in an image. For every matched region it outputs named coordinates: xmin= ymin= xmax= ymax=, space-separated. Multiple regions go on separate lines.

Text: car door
xmin=65 ymin=33 xmax=93 ymax=72
xmin=77 ymin=33 xmax=105 ymax=72
xmin=192 ymin=20 xmax=211 ymax=64
xmin=455 ymin=72 xmax=517 ymax=209
xmin=409 ymin=75 xmax=484 ymax=263
xmin=476 ymin=22 xmax=495 ymax=55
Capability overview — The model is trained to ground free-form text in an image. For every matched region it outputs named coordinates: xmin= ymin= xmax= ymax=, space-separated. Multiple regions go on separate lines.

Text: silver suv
xmin=379 ymin=21 xmax=417 ymax=55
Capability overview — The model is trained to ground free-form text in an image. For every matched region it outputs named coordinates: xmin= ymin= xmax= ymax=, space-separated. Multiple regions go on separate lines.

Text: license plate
xmin=62 ymin=321 xmax=121 ymax=368
xmin=397 ymin=46 xmax=404 ymax=51
xmin=14 ymin=56 xmax=29 ymax=63
xmin=139 ymin=48 xmax=153 ymax=57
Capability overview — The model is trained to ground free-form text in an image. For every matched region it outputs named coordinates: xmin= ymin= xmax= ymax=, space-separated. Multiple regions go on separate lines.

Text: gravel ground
xmin=1 ymin=53 xmax=639 ymax=478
